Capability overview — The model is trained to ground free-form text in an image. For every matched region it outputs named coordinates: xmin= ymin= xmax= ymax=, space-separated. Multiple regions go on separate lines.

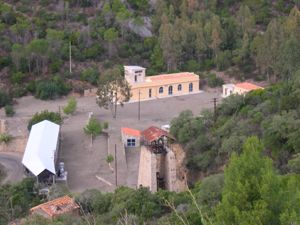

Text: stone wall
xmin=137 ymin=146 xmax=157 ymax=192
xmin=0 ymin=119 xmax=7 ymax=133
xmin=164 ymin=149 xmax=177 ymax=192
xmin=83 ymin=88 xmax=97 ymax=97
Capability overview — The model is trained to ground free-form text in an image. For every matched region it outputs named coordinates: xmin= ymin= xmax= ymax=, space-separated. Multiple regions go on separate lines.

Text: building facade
xmin=124 ymin=66 xmax=200 ymax=101
xmin=222 ymin=82 xmax=264 ymax=98
xmin=121 ymin=127 xmax=141 ymax=147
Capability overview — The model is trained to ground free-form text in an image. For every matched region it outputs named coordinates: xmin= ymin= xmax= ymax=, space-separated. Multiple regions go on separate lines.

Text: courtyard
xmin=0 ymin=90 xmax=221 ymax=192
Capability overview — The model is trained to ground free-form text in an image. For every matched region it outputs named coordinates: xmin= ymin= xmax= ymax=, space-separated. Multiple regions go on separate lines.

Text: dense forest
xmin=1 ymin=0 xmax=300 ymax=101
xmin=1 ymin=0 xmax=300 ymax=224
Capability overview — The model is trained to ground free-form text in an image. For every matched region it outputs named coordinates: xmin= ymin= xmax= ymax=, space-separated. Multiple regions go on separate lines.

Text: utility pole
xmin=138 ymin=89 xmax=141 ymax=120
xmin=69 ymin=41 xmax=72 ymax=74
xmin=213 ymin=97 xmax=217 ymax=123
xmin=115 ymin=144 xmax=117 ymax=187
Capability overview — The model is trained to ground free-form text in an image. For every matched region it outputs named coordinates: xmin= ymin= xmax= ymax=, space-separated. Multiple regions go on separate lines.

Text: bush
xmin=49 ymin=59 xmax=63 ymax=73
xmin=10 ymin=72 xmax=25 ymax=84
xmin=0 ymin=56 xmax=12 ymax=70
xmin=5 ymin=105 xmax=15 ymax=117
xmin=80 ymin=67 xmax=99 ymax=85
xmin=184 ymin=59 xmax=200 ymax=72
xmin=83 ymin=44 xmax=103 ymax=59
xmin=103 ymin=121 xmax=109 ymax=129
xmin=0 ymin=133 xmax=12 ymax=143
xmin=215 ymin=51 xmax=231 ymax=71
xmin=35 ymin=77 xmax=71 ymax=100
xmin=63 ymin=97 xmax=77 ymax=115
xmin=0 ymin=91 xmax=12 ymax=108
xmin=28 ymin=110 xmax=62 ymax=130
xmin=12 ymin=85 xmax=27 ymax=97
xmin=26 ymin=80 xmax=36 ymax=93
xmin=207 ymin=73 xmax=224 ymax=88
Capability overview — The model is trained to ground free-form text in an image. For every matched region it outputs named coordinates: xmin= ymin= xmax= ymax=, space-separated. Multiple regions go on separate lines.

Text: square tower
xmin=124 ymin=66 xmax=146 ymax=84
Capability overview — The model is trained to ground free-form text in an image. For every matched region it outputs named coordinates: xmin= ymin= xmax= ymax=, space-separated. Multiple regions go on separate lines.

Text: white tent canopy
xmin=22 ymin=120 xmax=60 ymax=176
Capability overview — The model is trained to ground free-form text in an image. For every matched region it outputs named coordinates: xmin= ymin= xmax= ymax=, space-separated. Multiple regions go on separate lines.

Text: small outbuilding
xmin=222 ymin=84 xmax=235 ymax=98
xmin=30 ymin=195 xmax=80 ymax=219
xmin=222 ymin=82 xmax=264 ymax=98
xmin=121 ymin=127 xmax=141 ymax=147
xmin=22 ymin=120 xmax=60 ymax=183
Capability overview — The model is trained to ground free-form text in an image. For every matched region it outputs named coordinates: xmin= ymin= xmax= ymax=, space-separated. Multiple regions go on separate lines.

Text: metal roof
xmin=22 ymin=120 xmax=60 ymax=176
xmin=141 ymin=126 xmax=175 ymax=143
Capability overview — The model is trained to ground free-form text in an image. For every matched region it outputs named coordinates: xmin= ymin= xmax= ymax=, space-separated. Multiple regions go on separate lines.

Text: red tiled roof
xmin=141 ymin=126 xmax=175 ymax=142
xmin=30 ymin=195 xmax=80 ymax=218
xmin=147 ymin=72 xmax=198 ymax=81
xmin=235 ymin=82 xmax=263 ymax=91
xmin=121 ymin=127 xmax=141 ymax=137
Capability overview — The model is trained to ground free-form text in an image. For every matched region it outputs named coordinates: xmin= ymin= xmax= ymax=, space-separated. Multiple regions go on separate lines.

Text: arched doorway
xmin=168 ymin=86 xmax=173 ymax=95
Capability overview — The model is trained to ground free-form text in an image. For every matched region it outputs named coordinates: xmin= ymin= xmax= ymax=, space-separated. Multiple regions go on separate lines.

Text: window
xmin=134 ymin=75 xmax=137 ymax=82
xmin=168 ymin=86 xmax=173 ymax=95
xmin=189 ymin=83 xmax=193 ymax=92
xmin=149 ymin=89 xmax=152 ymax=98
xmin=178 ymin=84 xmax=182 ymax=91
xmin=159 ymin=87 xmax=163 ymax=94
xmin=127 ymin=139 xmax=136 ymax=147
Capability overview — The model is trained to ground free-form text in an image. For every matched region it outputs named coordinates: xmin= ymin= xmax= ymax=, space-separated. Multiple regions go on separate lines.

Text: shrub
xmin=0 ymin=56 xmax=12 ymax=70
xmin=80 ymin=68 xmax=99 ymax=85
xmin=215 ymin=51 xmax=232 ymax=71
xmin=0 ymin=91 xmax=12 ymax=108
xmin=10 ymin=72 xmax=25 ymax=84
xmin=63 ymin=97 xmax=77 ymax=115
xmin=26 ymin=80 xmax=36 ymax=93
xmin=49 ymin=59 xmax=63 ymax=73
xmin=28 ymin=110 xmax=62 ymax=130
xmin=106 ymin=154 xmax=114 ymax=164
xmin=83 ymin=44 xmax=103 ymax=59
xmin=35 ymin=77 xmax=71 ymax=100
xmin=12 ymin=85 xmax=27 ymax=97
xmin=184 ymin=59 xmax=200 ymax=72
xmin=5 ymin=105 xmax=15 ymax=117
xmin=207 ymin=73 xmax=224 ymax=88
xmin=103 ymin=121 xmax=109 ymax=129
xmin=0 ymin=133 xmax=12 ymax=143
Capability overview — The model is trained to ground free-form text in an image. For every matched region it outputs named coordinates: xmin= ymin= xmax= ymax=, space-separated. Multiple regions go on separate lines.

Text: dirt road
xmin=0 ymin=152 xmax=23 ymax=184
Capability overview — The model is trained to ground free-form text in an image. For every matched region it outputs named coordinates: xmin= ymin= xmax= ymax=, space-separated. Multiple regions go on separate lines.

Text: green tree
xmin=106 ymin=154 xmax=114 ymax=171
xmin=4 ymin=105 xmax=15 ymax=117
xmin=0 ymin=90 xmax=12 ymax=108
xmin=216 ymin=136 xmax=282 ymax=225
xmin=103 ymin=28 xmax=118 ymax=58
xmin=63 ymin=97 xmax=77 ymax=115
xmin=96 ymin=67 xmax=131 ymax=119
xmin=26 ymin=39 xmax=49 ymax=75
xmin=236 ymin=4 xmax=255 ymax=35
xmin=84 ymin=117 xmax=102 ymax=146
xmin=27 ymin=110 xmax=62 ymax=130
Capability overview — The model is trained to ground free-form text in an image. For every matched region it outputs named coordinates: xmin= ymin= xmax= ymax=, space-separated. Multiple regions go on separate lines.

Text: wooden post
xmin=69 ymin=41 xmax=72 ymax=74
xmin=213 ymin=97 xmax=217 ymax=123
xmin=138 ymin=89 xmax=141 ymax=120
xmin=115 ymin=144 xmax=117 ymax=187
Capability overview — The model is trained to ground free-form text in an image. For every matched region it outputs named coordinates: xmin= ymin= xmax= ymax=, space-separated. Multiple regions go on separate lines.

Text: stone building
xmin=222 ymin=82 xmax=264 ymax=98
xmin=137 ymin=126 xmax=178 ymax=192
xmin=124 ymin=66 xmax=200 ymax=101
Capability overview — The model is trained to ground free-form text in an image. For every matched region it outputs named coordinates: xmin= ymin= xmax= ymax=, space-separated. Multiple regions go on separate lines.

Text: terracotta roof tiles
xmin=30 ymin=195 xmax=80 ymax=218
xmin=235 ymin=82 xmax=263 ymax=91
xmin=121 ymin=127 xmax=141 ymax=137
